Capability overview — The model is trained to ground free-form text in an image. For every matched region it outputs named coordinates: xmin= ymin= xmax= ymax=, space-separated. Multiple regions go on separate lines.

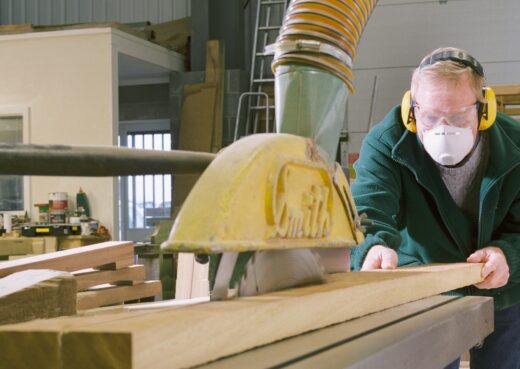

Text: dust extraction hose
xmin=272 ymin=0 xmax=378 ymax=162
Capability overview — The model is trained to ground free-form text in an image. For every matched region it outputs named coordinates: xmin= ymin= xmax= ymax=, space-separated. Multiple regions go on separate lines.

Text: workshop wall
xmin=348 ymin=0 xmax=520 ymax=153
xmin=0 ymin=0 xmax=190 ymax=25
xmin=0 ymin=30 xmax=115 ymax=233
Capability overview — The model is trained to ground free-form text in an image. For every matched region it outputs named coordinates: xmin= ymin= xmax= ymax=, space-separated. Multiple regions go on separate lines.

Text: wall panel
xmin=64 ymin=0 xmax=79 ymax=23
xmin=0 ymin=0 xmax=190 ymax=25
xmin=347 ymin=0 xmax=520 ymax=152
xmin=51 ymin=0 xmax=65 ymax=24
xmin=79 ymin=1 xmax=92 ymax=23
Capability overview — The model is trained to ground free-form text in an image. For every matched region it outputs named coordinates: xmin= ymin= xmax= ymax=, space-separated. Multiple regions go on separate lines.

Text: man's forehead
xmin=414 ymin=77 xmax=477 ymax=105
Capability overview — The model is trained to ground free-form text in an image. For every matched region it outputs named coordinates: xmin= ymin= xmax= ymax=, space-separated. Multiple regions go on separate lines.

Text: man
xmin=351 ymin=47 xmax=520 ymax=369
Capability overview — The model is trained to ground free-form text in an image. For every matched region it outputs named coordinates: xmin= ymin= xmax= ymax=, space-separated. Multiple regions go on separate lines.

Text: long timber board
xmin=0 ymin=263 xmax=483 ymax=369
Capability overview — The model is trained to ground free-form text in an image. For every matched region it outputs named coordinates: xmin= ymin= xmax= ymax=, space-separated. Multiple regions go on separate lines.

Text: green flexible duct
xmin=273 ymin=0 xmax=378 ymax=163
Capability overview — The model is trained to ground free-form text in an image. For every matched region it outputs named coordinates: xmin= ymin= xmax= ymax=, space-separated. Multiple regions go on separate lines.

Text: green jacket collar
xmin=390 ymin=112 xmax=520 ymax=254
xmin=391 ymin=113 xmax=520 ymax=189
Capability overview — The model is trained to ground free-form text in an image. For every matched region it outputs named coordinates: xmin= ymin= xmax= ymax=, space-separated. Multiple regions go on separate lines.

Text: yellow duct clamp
xmin=162 ymin=134 xmax=365 ymax=254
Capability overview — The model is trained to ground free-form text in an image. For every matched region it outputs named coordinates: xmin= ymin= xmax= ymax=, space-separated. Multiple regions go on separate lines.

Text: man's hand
xmin=361 ymin=245 xmax=398 ymax=271
xmin=467 ymin=247 xmax=510 ymax=289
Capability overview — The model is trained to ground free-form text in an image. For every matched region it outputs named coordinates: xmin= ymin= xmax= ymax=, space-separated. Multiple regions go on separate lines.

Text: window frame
xmin=0 ymin=105 xmax=31 ymax=215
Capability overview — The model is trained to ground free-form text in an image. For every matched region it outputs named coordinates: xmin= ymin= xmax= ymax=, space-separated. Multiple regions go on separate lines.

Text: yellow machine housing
xmin=162 ymin=133 xmax=364 ymax=254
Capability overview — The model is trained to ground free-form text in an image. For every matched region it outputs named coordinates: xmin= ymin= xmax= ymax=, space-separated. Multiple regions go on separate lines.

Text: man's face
xmin=413 ymin=74 xmax=480 ymax=142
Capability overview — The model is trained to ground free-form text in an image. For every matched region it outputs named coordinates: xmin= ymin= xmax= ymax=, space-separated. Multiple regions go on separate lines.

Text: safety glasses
xmin=413 ymin=101 xmax=480 ymax=130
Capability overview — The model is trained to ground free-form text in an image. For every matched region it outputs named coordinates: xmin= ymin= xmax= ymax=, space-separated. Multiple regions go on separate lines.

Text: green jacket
xmin=350 ymin=107 xmax=520 ymax=310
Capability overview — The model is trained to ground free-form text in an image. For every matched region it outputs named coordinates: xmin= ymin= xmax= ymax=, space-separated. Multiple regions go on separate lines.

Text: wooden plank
xmin=80 ymin=296 xmax=210 ymax=316
xmin=0 ymin=263 xmax=480 ymax=369
xmin=174 ymin=253 xmax=195 ymax=299
xmin=76 ymin=281 xmax=162 ymax=310
xmin=57 ymin=234 xmax=111 ymax=250
xmin=195 ymin=295 xmax=460 ymax=369
xmin=0 ymin=309 xmax=166 ymax=369
xmin=490 ymin=84 xmax=520 ymax=96
xmin=495 ymin=95 xmax=520 ymax=105
xmin=94 ymin=255 xmax=135 ymax=271
xmin=0 ymin=238 xmax=34 ymax=257
xmin=0 ymin=264 xmax=483 ymax=369
xmin=0 ymin=241 xmax=134 ymax=278
xmin=0 ymin=22 xmax=148 ymax=40
xmin=61 ymin=264 xmax=482 ymax=369
xmin=179 ymin=83 xmax=217 ymax=152
xmin=73 ymin=265 xmax=145 ymax=291
xmin=0 ymin=270 xmax=76 ymax=325
xmin=205 ymin=40 xmax=225 ymax=154
xmin=173 ymin=83 xmax=217 ymax=208
xmin=144 ymin=17 xmax=191 ymax=52
xmin=0 ymin=24 xmax=34 ymax=34
xmin=504 ymin=107 xmax=520 ymax=116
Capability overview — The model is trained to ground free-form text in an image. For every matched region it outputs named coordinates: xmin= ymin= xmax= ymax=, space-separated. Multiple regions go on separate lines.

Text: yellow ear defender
xmin=400 ymin=50 xmax=497 ymax=133
xmin=478 ymin=86 xmax=497 ymax=131
xmin=401 ymin=90 xmax=416 ymax=133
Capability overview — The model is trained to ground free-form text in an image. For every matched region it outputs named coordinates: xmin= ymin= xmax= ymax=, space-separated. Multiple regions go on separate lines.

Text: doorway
xmin=119 ymin=120 xmax=172 ymax=242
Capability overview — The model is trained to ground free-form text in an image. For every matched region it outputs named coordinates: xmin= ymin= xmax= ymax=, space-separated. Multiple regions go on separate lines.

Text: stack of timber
xmin=0 ymin=269 xmax=76 ymax=325
xmin=491 ymin=83 xmax=520 ymax=122
xmin=0 ymin=263 xmax=483 ymax=369
xmin=0 ymin=241 xmax=162 ymax=311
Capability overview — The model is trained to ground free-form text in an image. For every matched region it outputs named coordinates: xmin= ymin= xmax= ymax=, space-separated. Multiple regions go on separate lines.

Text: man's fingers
xmin=361 ymin=254 xmax=381 ymax=270
xmin=475 ymin=270 xmax=509 ymax=289
xmin=475 ymin=271 xmax=496 ymax=289
xmin=472 ymin=247 xmax=510 ymax=289
xmin=480 ymin=258 xmax=497 ymax=280
xmin=467 ymin=249 xmax=486 ymax=263
xmin=381 ymin=250 xmax=398 ymax=269
xmin=361 ymin=245 xmax=397 ymax=271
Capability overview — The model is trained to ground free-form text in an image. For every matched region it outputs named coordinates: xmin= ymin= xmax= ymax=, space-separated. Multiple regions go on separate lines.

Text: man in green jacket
xmin=351 ymin=47 xmax=520 ymax=369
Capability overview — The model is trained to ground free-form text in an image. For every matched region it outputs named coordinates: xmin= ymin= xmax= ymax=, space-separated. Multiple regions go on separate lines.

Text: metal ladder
xmin=235 ymin=0 xmax=289 ymax=141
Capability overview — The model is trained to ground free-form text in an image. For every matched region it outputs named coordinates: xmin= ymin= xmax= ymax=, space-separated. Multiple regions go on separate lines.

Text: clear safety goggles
xmin=413 ymin=102 xmax=480 ymax=130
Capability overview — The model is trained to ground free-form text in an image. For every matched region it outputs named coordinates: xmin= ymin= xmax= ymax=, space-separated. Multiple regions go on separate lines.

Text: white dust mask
xmin=422 ymin=125 xmax=475 ymax=166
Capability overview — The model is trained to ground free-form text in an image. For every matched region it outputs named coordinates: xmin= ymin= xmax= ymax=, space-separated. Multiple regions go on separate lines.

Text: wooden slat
xmin=0 ymin=263 xmax=482 ymax=369
xmin=0 ymin=270 xmax=76 ymax=325
xmin=0 ymin=238 xmax=35 ymax=257
xmin=65 ymin=264 xmax=483 ymax=368
xmin=205 ymin=40 xmax=225 ymax=154
xmin=0 ymin=241 xmax=134 ymax=278
xmin=490 ymin=84 xmax=520 ymax=96
xmin=80 ymin=296 xmax=210 ymax=316
xmin=73 ymin=265 xmax=145 ymax=291
xmin=498 ymin=97 xmax=520 ymax=106
xmin=76 ymin=280 xmax=162 ymax=310
xmin=504 ymin=107 xmax=520 ymax=116
xmin=94 ymin=255 xmax=135 ymax=271
xmin=0 ymin=309 xmax=165 ymax=369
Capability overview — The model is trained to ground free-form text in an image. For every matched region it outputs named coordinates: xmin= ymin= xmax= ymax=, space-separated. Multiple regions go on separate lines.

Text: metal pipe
xmin=0 ymin=143 xmax=216 ymax=176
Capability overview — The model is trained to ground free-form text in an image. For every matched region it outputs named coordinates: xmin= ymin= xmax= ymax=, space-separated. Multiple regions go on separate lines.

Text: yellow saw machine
xmin=161 ymin=0 xmax=377 ymax=299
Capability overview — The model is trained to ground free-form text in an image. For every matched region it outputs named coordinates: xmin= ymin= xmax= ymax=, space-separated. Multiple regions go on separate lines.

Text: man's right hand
xmin=361 ymin=245 xmax=398 ymax=271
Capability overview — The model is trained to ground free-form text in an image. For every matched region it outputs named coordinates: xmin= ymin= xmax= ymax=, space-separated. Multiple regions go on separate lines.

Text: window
xmin=126 ymin=131 xmax=172 ymax=229
xmin=0 ymin=108 xmax=29 ymax=213
xmin=119 ymin=120 xmax=172 ymax=242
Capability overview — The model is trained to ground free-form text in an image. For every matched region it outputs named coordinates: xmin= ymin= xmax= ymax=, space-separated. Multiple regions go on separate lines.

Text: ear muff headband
xmin=401 ymin=51 xmax=497 ymax=132
xmin=419 ymin=50 xmax=484 ymax=77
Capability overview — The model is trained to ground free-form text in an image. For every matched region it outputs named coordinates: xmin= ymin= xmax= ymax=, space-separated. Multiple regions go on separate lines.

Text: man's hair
xmin=411 ymin=47 xmax=485 ymax=102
